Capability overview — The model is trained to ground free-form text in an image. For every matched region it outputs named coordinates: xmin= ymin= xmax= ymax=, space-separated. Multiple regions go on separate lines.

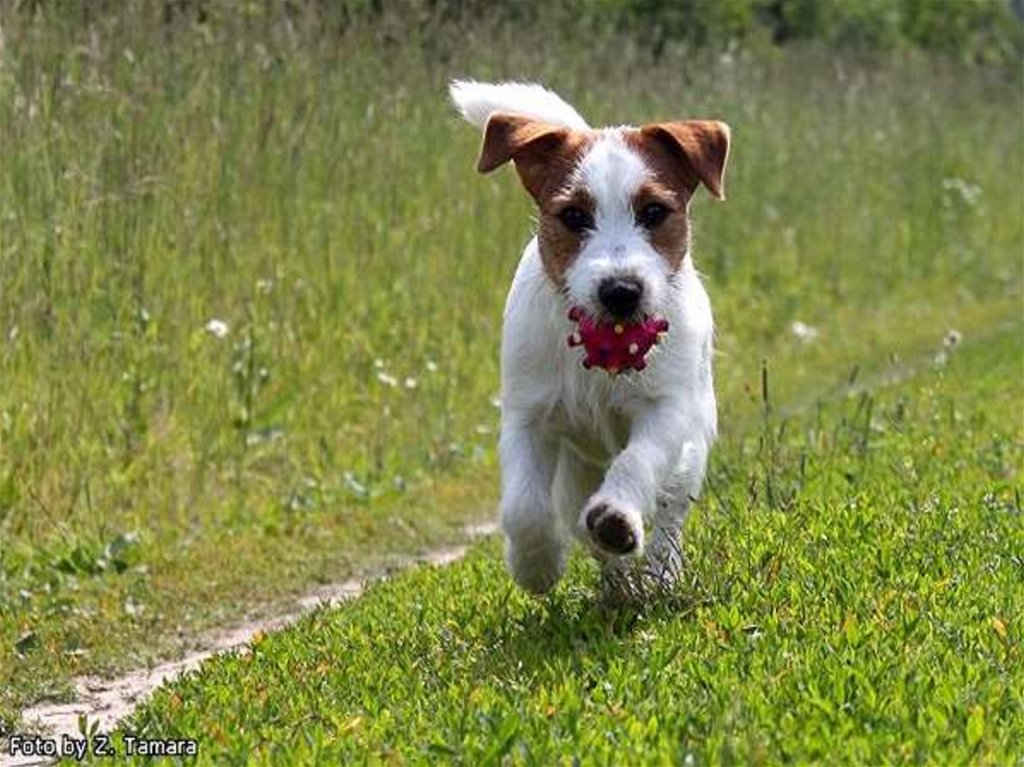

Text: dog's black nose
xmin=598 ymin=277 xmax=643 ymax=318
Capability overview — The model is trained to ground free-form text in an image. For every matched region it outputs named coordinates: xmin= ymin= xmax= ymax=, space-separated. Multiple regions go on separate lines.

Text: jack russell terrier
xmin=450 ymin=81 xmax=730 ymax=594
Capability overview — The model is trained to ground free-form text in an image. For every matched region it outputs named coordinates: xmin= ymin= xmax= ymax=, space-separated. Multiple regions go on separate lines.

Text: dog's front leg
xmin=646 ymin=440 xmax=711 ymax=584
xmin=499 ymin=414 xmax=566 ymax=594
xmin=580 ymin=399 xmax=689 ymax=557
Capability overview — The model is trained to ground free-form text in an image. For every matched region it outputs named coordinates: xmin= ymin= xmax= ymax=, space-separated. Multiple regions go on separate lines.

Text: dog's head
xmin=476 ymin=114 xmax=729 ymax=324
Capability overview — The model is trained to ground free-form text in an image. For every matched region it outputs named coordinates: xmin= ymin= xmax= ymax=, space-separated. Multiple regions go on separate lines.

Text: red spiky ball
xmin=567 ymin=307 xmax=669 ymax=374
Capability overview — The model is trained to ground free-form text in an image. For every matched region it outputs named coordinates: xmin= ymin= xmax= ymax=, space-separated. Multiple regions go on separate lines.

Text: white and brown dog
xmin=450 ymin=81 xmax=730 ymax=594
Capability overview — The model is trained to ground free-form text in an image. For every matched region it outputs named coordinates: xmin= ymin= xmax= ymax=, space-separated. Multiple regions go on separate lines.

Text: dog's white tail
xmin=448 ymin=80 xmax=590 ymax=131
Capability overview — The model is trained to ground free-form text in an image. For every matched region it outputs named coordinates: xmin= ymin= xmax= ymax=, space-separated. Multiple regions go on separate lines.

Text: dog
xmin=449 ymin=81 xmax=730 ymax=594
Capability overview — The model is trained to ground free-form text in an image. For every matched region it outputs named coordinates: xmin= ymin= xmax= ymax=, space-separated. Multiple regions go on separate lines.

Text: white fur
xmin=449 ymin=80 xmax=590 ymax=130
xmin=450 ymin=82 xmax=718 ymax=594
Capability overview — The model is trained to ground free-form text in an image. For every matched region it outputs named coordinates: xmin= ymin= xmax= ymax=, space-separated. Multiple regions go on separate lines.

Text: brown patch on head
xmin=536 ymin=187 xmax=596 ymax=285
xmin=476 ymin=113 xmax=596 ymax=285
xmin=624 ymin=120 xmax=730 ymax=269
xmin=631 ymin=180 xmax=691 ymax=270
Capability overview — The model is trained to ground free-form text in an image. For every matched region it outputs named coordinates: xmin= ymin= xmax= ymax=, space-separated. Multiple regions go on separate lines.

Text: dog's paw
xmin=582 ymin=499 xmax=643 ymax=556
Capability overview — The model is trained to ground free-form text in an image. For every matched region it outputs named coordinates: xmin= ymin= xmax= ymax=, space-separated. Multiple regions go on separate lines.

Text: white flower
xmin=791 ymin=320 xmax=819 ymax=343
xmin=403 ymin=377 xmax=418 ymax=390
xmin=934 ymin=328 xmax=964 ymax=368
xmin=204 ymin=319 xmax=229 ymax=339
xmin=425 ymin=360 xmax=438 ymax=373
xmin=942 ymin=178 xmax=982 ymax=206
xmin=376 ymin=372 xmax=398 ymax=388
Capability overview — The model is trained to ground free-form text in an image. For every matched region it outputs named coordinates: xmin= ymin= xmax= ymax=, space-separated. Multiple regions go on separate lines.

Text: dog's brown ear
xmin=477 ymin=113 xmax=566 ymax=173
xmin=639 ymin=120 xmax=731 ymax=200
xmin=477 ymin=113 xmax=584 ymax=202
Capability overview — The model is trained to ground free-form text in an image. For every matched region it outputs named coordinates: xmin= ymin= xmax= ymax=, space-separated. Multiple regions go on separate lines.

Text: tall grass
xmin=0 ymin=5 xmax=1021 ymax=722
xmin=2 ymin=6 xmax=1019 ymax=544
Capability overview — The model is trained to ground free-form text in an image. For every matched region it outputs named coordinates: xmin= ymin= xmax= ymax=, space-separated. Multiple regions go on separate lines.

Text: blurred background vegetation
xmin=5 ymin=0 xmax=1022 ymax=63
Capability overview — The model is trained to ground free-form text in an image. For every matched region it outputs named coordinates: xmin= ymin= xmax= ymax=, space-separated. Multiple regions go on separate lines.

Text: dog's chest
xmin=544 ymin=368 xmax=644 ymax=466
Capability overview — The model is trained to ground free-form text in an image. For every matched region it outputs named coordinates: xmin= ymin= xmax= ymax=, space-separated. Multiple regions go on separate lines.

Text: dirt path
xmin=7 ymin=522 xmax=498 ymax=767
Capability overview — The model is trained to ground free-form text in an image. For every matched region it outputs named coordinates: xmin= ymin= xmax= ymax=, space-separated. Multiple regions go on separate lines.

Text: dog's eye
xmin=558 ymin=207 xmax=593 ymax=233
xmin=637 ymin=202 xmax=671 ymax=229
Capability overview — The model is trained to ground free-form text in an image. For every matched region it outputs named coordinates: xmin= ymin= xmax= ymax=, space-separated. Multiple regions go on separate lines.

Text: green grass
xmin=2 ymin=5 xmax=1022 ymax=734
xmin=108 ymin=324 xmax=1023 ymax=764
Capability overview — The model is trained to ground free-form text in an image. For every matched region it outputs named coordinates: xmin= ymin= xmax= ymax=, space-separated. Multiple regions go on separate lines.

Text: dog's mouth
xmin=566 ymin=306 xmax=669 ymax=374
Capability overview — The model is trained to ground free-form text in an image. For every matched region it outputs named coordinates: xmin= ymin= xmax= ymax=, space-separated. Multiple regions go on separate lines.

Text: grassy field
xmin=109 ymin=323 xmax=1023 ymax=764
xmin=2 ymin=3 xmax=1022 ymax=743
